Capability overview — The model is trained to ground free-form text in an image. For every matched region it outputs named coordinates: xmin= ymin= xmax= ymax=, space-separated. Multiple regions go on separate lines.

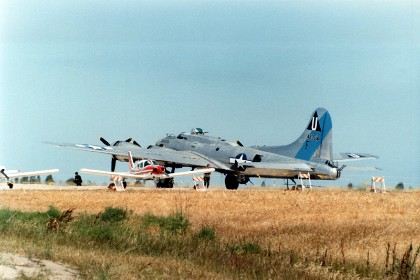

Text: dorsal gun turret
xmin=191 ymin=128 xmax=207 ymax=135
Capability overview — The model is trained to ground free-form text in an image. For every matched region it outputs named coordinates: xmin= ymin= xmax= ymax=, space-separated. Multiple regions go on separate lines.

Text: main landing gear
xmin=156 ymin=178 xmax=174 ymax=188
xmin=225 ymin=174 xmax=250 ymax=190
xmin=225 ymin=174 xmax=239 ymax=190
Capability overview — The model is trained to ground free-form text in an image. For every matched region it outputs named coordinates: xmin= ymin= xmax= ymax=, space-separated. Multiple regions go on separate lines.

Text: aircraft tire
xmin=225 ymin=174 xmax=239 ymax=190
xmin=160 ymin=178 xmax=173 ymax=188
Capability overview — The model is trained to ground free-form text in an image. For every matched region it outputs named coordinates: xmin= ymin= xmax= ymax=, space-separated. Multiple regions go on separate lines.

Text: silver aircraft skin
xmin=49 ymin=108 xmax=377 ymax=189
xmin=0 ymin=166 xmax=59 ymax=189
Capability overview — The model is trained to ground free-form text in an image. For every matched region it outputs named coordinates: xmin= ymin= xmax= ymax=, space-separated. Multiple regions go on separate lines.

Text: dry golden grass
xmin=0 ymin=187 xmax=419 ymax=271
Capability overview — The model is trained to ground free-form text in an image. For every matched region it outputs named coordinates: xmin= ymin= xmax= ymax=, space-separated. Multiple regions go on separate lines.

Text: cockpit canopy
xmin=136 ymin=159 xmax=159 ymax=169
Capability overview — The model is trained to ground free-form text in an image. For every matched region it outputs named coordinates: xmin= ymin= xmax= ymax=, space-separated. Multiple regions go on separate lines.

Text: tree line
xmin=12 ymin=174 xmax=55 ymax=184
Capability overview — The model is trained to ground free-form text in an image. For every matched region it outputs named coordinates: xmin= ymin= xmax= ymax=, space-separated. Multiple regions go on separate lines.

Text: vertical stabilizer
xmin=254 ymin=108 xmax=333 ymax=161
xmin=293 ymin=108 xmax=333 ymax=161
xmin=128 ymin=151 xmax=134 ymax=170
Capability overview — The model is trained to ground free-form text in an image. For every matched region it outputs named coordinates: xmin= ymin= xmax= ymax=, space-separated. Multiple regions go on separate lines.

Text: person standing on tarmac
xmin=203 ymin=164 xmax=211 ymax=188
xmin=74 ymin=172 xmax=82 ymax=186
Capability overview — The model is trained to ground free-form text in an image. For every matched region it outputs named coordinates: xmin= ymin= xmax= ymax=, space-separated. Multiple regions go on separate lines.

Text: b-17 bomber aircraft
xmin=0 ymin=166 xmax=59 ymax=189
xmin=80 ymin=151 xmax=214 ymax=189
xmin=49 ymin=108 xmax=377 ymax=189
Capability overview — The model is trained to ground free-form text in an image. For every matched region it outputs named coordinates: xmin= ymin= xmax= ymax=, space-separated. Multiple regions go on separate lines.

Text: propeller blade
xmin=111 ymin=158 xmax=116 ymax=172
xmin=132 ymin=140 xmax=141 ymax=147
xmin=1 ymin=169 xmax=9 ymax=180
xmin=125 ymin=138 xmax=141 ymax=147
xmin=100 ymin=137 xmax=111 ymax=146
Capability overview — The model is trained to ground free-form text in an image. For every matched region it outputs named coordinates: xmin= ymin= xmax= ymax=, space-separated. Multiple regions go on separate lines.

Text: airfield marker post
xmin=110 ymin=175 xmax=125 ymax=192
xmin=371 ymin=177 xmax=385 ymax=193
xmin=193 ymin=176 xmax=206 ymax=191
xmin=298 ymin=172 xmax=312 ymax=191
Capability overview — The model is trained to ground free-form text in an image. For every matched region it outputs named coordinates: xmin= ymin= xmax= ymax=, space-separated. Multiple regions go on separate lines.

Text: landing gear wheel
xmin=157 ymin=178 xmax=174 ymax=188
xmin=225 ymin=174 xmax=239 ymax=190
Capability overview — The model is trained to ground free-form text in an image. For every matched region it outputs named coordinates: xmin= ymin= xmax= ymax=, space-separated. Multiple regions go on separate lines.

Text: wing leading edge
xmin=47 ymin=142 xmax=214 ymax=168
xmin=1 ymin=169 xmax=59 ymax=179
xmin=80 ymin=168 xmax=215 ymax=181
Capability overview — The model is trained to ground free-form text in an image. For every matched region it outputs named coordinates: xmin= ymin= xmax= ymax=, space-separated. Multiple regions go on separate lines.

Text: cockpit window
xmin=151 ymin=160 xmax=159 ymax=166
xmin=144 ymin=161 xmax=150 ymax=167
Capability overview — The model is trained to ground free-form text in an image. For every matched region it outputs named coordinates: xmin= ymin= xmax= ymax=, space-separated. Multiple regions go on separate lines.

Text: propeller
xmin=125 ymin=138 xmax=141 ymax=147
xmin=99 ymin=137 xmax=111 ymax=146
xmin=99 ymin=137 xmax=141 ymax=172
xmin=1 ymin=169 xmax=9 ymax=180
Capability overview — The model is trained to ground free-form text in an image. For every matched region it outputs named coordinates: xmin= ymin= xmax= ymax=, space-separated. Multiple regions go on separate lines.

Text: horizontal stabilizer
xmin=335 ymin=153 xmax=379 ymax=162
xmin=342 ymin=166 xmax=381 ymax=172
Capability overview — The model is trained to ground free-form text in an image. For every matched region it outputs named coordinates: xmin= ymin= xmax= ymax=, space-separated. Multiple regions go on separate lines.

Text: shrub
xmin=395 ymin=182 xmax=404 ymax=190
xmin=142 ymin=212 xmax=189 ymax=235
xmin=195 ymin=226 xmax=216 ymax=241
xmin=46 ymin=206 xmax=61 ymax=219
xmin=229 ymin=242 xmax=262 ymax=254
xmin=99 ymin=207 xmax=128 ymax=223
xmin=89 ymin=225 xmax=114 ymax=242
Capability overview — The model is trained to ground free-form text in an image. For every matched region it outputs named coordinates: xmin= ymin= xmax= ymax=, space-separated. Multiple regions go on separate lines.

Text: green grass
xmin=0 ymin=207 xmax=418 ymax=279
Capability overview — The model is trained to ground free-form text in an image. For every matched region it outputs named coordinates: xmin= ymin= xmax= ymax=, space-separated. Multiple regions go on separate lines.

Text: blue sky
xmin=1 ymin=1 xmax=419 ymax=187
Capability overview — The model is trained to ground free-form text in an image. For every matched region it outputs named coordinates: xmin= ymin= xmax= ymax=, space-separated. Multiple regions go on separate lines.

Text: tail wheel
xmin=225 ymin=174 xmax=239 ymax=190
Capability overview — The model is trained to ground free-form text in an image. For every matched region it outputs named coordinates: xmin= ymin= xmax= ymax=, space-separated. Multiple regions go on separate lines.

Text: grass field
xmin=0 ymin=187 xmax=418 ymax=279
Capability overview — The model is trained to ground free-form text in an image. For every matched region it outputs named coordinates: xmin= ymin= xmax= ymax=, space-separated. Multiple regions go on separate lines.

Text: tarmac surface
xmin=0 ymin=252 xmax=79 ymax=279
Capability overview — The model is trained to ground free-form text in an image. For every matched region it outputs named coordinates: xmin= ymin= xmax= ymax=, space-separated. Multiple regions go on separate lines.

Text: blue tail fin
xmin=254 ymin=108 xmax=333 ymax=161
xmin=293 ymin=108 xmax=333 ymax=161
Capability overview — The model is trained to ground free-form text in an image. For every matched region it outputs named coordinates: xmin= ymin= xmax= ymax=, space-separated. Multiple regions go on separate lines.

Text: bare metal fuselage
xmin=155 ymin=133 xmax=339 ymax=180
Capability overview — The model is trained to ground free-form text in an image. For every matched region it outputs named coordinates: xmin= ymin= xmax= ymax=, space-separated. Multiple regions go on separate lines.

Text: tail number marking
xmin=307 ymin=134 xmax=319 ymax=141
xmin=310 ymin=117 xmax=318 ymax=130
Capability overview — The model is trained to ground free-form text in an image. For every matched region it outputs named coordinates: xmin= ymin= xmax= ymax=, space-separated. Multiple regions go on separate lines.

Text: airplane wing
xmin=1 ymin=169 xmax=59 ymax=179
xmin=334 ymin=153 xmax=379 ymax=162
xmin=166 ymin=168 xmax=215 ymax=178
xmin=48 ymin=142 xmax=218 ymax=168
xmin=80 ymin=168 xmax=215 ymax=181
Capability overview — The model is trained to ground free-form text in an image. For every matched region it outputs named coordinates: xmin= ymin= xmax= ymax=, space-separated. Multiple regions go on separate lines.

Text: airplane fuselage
xmin=155 ymin=133 xmax=339 ymax=181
